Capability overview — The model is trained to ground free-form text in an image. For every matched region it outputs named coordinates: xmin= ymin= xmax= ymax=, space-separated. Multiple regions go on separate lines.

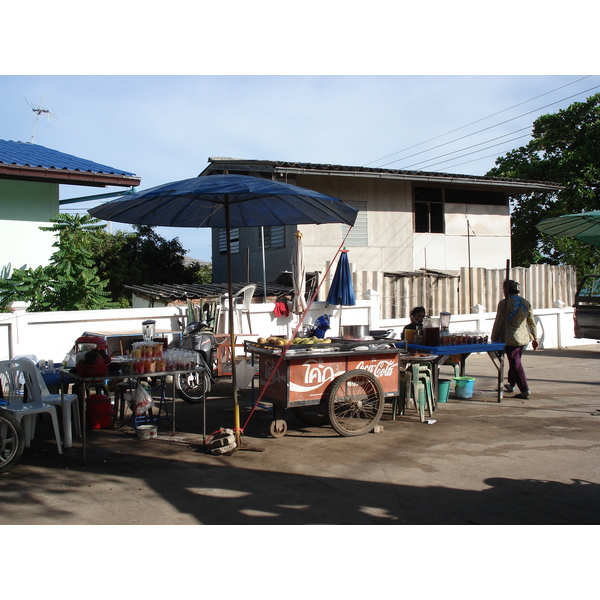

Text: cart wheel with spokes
xmin=327 ymin=370 xmax=385 ymax=437
xmin=269 ymin=419 xmax=288 ymax=438
xmin=0 ymin=408 xmax=25 ymax=474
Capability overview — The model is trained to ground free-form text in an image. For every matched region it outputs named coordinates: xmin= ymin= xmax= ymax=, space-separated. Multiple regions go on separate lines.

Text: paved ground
xmin=2 ymin=343 xmax=599 ymax=525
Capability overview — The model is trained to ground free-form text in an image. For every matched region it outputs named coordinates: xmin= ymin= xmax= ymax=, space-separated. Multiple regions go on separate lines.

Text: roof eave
xmin=273 ymin=166 xmax=562 ymax=193
xmin=0 ymin=163 xmax=141 ymax=188
xmin=201 ymin=158 xmax=562 ymax=193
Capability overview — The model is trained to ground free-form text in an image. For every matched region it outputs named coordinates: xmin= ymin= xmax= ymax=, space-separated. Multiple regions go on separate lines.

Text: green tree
xmin=0 ymin=214 xmax=118 ymax=311
xmin=488 ymin=92 xmax=600 ymax=275
xmin=41 ymin=214 xmax=118 ymax=310
xmin=0 ymin=265 xmax=53 ymax=312
xmin=93 ymin=225 xmax=211 ymax=305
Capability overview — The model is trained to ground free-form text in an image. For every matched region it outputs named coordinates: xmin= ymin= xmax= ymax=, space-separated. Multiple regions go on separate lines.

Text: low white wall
xmin=0 ymin=300 xmax=595 ymax=364
xmin=0 ymin=305 xmax=188 ymax=363
xmin=378 ymin=307 xmax=596 ymax=350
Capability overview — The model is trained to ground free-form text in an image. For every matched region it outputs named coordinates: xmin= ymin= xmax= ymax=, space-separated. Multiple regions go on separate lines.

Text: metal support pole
xmin=225 ymin=200 xmax=241 ymax=446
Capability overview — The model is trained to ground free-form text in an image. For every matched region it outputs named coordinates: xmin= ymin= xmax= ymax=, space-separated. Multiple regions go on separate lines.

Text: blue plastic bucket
xmin=453 ymin=376 xmax=475 ymax=399
xmin=437 ymin=379 xmax=451 ymax=403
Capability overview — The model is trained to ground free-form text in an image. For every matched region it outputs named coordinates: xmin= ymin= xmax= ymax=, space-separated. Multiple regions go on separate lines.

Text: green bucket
xmin=437 ymin=379 xmax=451 ymax=403
xmin=453 ymin=376 xmax=476 ymax=399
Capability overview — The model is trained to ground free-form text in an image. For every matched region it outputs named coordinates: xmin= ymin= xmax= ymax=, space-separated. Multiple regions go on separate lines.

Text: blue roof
xmin=0 ymin=139 xmax=137 ymax=176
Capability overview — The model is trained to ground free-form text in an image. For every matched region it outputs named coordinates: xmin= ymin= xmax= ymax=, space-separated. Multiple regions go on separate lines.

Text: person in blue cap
xmin=491 ymin=280 xmax=539 ymax=399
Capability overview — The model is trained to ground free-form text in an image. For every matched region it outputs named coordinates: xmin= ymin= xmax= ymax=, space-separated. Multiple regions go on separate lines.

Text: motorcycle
xmin=173 ymin=319 xmax=218 ymax=404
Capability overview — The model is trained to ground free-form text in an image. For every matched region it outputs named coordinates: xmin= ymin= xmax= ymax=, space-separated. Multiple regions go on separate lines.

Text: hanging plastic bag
xmin=132 ymin=383 xmax=153 ymax=416
xmin=235 ymin=358 xmax=259 ymax=390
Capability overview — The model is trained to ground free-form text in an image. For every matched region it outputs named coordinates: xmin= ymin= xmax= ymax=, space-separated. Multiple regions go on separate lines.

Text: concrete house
xmin=200 ymin=158 xmax=561 ymax=285
xmin=0 ymin=140 xmax=140 ymax=271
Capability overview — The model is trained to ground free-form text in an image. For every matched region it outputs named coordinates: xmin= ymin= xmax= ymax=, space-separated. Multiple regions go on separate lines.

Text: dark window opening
xmin=414 ymin=187 xmax=444 ymax=233
xmin=445 ymin=188 xmax=506 ymax=206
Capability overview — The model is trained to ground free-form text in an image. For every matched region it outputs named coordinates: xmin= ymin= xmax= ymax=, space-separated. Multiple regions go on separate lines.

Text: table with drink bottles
xmin=59 ymin=360 xmax=209 ymax=465
xmin=401 ymin=341 xmax=506 ymax=402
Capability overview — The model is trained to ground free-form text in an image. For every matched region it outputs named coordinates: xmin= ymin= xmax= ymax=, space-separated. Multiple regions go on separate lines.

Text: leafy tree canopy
xmin=1 ymin=216 xmax=212 ymax=312
xmin=0 ymin=214 xmax=117 ymax=311
xmin=92 ymin=224 xmax=211 ymax=305
xmin=487 ymin=92 xmax=600 ymax=275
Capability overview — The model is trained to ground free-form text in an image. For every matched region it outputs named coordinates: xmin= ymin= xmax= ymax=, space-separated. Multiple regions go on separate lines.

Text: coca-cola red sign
xmin=258 ymin=351 xmax=400 ymax=405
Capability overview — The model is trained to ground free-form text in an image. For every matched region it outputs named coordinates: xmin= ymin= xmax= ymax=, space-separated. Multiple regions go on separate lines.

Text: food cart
xmin=245 ymin=338 xmax=408 ymax=438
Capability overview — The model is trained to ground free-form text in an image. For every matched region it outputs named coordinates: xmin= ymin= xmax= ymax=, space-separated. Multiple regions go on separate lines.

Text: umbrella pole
xmin=225 ymin=201 xmax=241 ymax=446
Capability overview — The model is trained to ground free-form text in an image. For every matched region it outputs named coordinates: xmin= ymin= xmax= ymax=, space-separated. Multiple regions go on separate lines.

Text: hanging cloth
xmin=273 ymin=299 xmax=289 ymax=317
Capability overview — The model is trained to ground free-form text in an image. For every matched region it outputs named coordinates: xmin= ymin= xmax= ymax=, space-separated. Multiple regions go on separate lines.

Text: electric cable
xmin=410 ymin=133 xmax=532 ymax=172
xmin=363 ymin=76 xmax=598 ymax=170
xmin=382 ymin=83 xmax=600 ymax=170
xmin=400 ymin=126 xmax=532 ymax=170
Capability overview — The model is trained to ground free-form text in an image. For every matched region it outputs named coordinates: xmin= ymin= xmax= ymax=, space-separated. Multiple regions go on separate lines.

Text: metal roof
xmin=0 ymin=139 xmax=141 ymax=187
xmin=201 ymin=158 xmax=562 ymax=193
xmin=124 ymin=282 xmax=295 ymax=302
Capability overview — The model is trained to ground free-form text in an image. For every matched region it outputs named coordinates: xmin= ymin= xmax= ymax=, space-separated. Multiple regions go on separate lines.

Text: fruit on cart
xmin=291 ymin=336 xmax=331 ymax=345
xmin=256 ymin=335 xmax=332 ymax=347
xmin=256 ymin=337 xmax=288 ymax=347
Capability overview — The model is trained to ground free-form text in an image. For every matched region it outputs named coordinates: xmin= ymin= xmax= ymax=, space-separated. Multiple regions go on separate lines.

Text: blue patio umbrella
xmin=89 ymin=174 xmax=358 ymax=444
xmin=326 ymin=250 xmax=356 ymax=306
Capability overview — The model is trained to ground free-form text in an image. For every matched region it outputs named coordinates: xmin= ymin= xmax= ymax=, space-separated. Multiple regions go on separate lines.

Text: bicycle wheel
xmin=0 ymin=409 xmax=24 ymax=474
xmin=327 ymin=370 xmax=384 ymax=437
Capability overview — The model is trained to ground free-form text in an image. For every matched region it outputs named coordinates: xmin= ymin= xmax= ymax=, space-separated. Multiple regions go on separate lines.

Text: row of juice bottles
xmin=120 ymin=348 xmax=198 ymax=374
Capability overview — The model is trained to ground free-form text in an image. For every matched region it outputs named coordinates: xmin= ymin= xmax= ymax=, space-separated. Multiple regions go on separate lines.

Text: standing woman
xmin=491 ymin=280 xmax=539 ymax=399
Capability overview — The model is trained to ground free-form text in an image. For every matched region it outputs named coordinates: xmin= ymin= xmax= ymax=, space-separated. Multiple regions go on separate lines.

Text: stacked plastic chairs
xmin=392 ymin=361 xmax=435 ymax=423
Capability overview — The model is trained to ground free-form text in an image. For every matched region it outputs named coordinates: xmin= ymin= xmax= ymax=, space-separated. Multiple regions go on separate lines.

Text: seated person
xmin=401 ymin=306 xmax=426 ymax=340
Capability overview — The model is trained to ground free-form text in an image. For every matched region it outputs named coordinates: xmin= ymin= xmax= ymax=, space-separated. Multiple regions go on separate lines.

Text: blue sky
xmin=3 ymin=74 xmax=599 ymax=262
xmin=1 ymin=5 xmax=596 ymax=262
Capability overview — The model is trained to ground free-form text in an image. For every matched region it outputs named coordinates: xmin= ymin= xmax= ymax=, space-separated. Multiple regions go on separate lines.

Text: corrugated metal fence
xmin=320 ymin=263 xmax=577 ymax=319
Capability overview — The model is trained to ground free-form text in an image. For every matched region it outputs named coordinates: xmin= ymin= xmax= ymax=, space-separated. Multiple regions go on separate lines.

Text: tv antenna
xmin=26 ymin=95 xmax=67 ymax=142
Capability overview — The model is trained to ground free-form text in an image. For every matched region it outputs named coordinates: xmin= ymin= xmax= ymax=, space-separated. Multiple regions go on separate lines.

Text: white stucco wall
xmin=0 ymin=221 xmax=55 ymax=270
xmin=0 ymin=179 xmax=58 ymax=270
xmin=2 ymin=300 xmax=593 ymax=365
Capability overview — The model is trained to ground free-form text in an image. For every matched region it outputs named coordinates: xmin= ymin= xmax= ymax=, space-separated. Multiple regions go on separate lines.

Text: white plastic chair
xmin=0 ymin=358 xmax=63 ymax=454
xmin=35 ymin=370 xmax=80 ymax=449
xmin=13 ymin=354 xmax=80 ymax=449
xmin=233 ymin=284 xmax=256 ymax=334
xmin=216 ymin=284 xmax=256 ymax=334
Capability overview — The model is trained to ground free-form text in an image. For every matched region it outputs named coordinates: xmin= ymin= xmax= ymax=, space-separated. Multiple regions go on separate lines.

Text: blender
xmin=142 ymin=320 xmax=156 ymax=342
xmin=439 ymin=311 xmax=451 ymax=345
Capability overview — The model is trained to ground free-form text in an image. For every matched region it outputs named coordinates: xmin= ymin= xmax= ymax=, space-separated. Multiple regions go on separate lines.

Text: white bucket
xmin=136 ymin=424 xmax=158 ymax=440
